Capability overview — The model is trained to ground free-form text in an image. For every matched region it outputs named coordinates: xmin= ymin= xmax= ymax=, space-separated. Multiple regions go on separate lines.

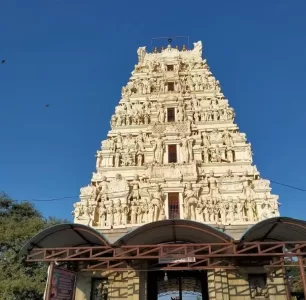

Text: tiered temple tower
xmin=73 ymin=40 xmax=280 ymax=239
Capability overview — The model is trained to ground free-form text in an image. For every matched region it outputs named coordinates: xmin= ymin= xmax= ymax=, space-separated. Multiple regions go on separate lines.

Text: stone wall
xmin=74 ymin=268 xmax=289 ymax=300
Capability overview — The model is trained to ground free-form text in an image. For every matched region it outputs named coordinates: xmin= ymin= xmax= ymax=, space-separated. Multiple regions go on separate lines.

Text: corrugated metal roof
xmin=21 ymin=223 xmax=110 ymax=255
xmin=240 ymin=217 xmax=306 ymax=243
xmin=113 ymin=219 xmax=233 ymax=246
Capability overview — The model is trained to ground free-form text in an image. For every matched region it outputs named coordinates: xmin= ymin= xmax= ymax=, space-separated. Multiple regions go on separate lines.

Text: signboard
xmin=158 ymin=247 xmax=196 ymax=264
xmin=46 ymin=267 xmax=77 ymax=300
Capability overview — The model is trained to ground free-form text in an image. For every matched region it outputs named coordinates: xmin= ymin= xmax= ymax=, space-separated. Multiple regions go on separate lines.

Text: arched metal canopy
xmin=21 ymin=223 xmax=110 ymax=255
xmin=240 ymin=217 xmax=306 ymax=243
xmin=113 ymin=219 xmax=233 ymax=246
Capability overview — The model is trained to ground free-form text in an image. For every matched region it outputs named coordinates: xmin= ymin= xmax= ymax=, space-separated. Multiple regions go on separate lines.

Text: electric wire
xmin=14 ymin=179 xmax=306 ymax=203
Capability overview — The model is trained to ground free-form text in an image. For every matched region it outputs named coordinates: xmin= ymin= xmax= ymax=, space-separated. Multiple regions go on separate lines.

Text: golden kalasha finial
xmin=161 ymin=46 xmax=165 ymax=51
xmin=153 ymin=47 xmax=158 ymax=53
xmin=182 ymin=45 xmax=187 ymax=51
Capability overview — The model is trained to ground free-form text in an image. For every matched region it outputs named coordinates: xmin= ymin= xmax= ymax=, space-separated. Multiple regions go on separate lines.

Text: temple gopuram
xmin=23 ymin=40 xmax=306 ymax=300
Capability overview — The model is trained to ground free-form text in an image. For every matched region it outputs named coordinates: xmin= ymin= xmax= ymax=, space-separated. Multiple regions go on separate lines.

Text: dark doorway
xmin=168 ymin=193 xmax=180 ymax=219
xmin=147 ymin=271 xmax=209 ymax=300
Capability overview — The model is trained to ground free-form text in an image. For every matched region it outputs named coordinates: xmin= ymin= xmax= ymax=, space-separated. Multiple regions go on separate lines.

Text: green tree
xmin=286 ymin=263 xmax=303 ymax=293
xmin=0 ymin=192 xmax=66 ymax=300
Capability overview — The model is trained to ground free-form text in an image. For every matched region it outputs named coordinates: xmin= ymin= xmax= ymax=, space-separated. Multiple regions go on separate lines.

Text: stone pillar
xmin=209 ymin=269 xmax=229 ymax=300
xmin=127 ymin=270 xmax=139 ymax=300
xmin=74 ymin=273 xmax=91 ymax=300
xmin=227 ymin=271 xmax=250 ymax=300
xmin=207 ymin=270 xmax=216 ymax=300
xmin=107 ymin=271 xmax=128 ymax=300
xmin=179 ymin=192 xmax=184 ymax=219
xmin=266 ymin=268 xmax=287 ymax=300
xmin=164 ymin=193 xmax=169 ymax=219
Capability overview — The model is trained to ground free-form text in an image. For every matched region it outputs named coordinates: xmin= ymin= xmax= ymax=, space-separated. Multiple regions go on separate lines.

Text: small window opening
xmin=168 ymin=82 xmax=174 ymax=92
xmin=168 ymin=145 xmax=177 ymax=163
xmin=167 ymin=108 xmax=175 ymax=122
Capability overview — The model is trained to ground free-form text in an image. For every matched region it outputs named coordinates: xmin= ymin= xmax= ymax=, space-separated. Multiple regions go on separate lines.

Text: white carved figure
xmin=187 ymin=137 xmax=194 ymax=162
xmin=157 ymin=104 xmax=165 ymax=123
xmin=137 ymin=46 xmax=146 ymax=63
xmin=98 ymin=202 xmax=107 ymax=227
xmin=236 ymin=198 xmax=245 ymax=222
xmin=129 ymin=174 xmax=141 ymax=202
xmin=137 ymin=152 xmax=143 ymax=166
xmin=114 ymin=199 xmax=122 ymax=226
xmin=97 ymin=176 xmax=108 ymax=202
xmin=177 ymin=103 xmax=185 ymax=122
xmin=73 ymin=203 xmax=82 ymax=220
xmin=115 ymin=132 xmax=123 ymax=150
xmin=180 ymin=134 xmax=189 ymax=163
xmin=114 ymin=150 xmax=121 ymax=167
xmin=107 ymin=200 xmax=114 ymax=227
xmin=136 ymin=131 xmax=145 ymax=151
xmin=95 ymin=150 xmax=103 ymax=169
xmin=152 ymin=134 xmax=164 ymax=164
xmin=149 ymin=185 xmax=164 ymax=221
xmin=208 ymin=171 xmax=220 ymax=200
xmin=183 ymin=183 xmax=198 ymax=220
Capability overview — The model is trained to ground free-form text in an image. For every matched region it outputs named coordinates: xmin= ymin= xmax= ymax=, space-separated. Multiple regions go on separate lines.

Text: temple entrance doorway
xmin=147 ymin=271 xmax=209 ymax=300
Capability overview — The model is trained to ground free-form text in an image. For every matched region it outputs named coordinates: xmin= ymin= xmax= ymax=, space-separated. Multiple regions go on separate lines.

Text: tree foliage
xmin=0 ymin=192 xmax=66 ymax=300
xmin=286 ymin=263 xmax=304 ymax=293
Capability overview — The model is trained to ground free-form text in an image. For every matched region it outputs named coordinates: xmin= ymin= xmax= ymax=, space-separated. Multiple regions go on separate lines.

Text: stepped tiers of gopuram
xmin=73 ymin=41 xmax=280 ymax=238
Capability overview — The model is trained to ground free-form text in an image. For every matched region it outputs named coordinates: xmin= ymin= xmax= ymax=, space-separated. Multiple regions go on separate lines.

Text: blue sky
xmin=1 ymin=0 xmax=306 ymax=223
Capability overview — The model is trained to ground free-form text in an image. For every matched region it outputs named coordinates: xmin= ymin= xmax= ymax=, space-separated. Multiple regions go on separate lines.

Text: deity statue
xmin=114 ymin=150 xmax=121 ymax=167
xmin=137 ymin=46 xmax=146 ymax=63
xmin=98 ymin=202 xmax=107 ymax=227
xmin=183 ymin=183 xmax=198 ymax=220
xmin=180 ymin=134 xmax=189 ymax=163
xmin=227 ymin=198 xmax=235 ymax=223
xmin=219 ymin=201 xmax=227 ymax=224
xmin=187 ymin=137 xmax=194 ymax=162
xmin=80 ymin=183 xmax=97 ymax=202
xmin=131 ymin=202 xmax=137 ymax=224
xmin=208 ymin=171 xmax=220 ymax=201
xmin=115 ymin=132 xmax=123 ymax=150
xmin=222 ymin=129 xmax=234 ymax=147
xmin=129 ymin=174 xmax=141 ymax=202
xmin=136 ymin=131 xmax=145 ymax=151
xmin=241 ymin=171 xmax=255 ymax=200
xmin=149 ymin=185 xmax=164 ymax=221
xmin=107 ymin=200 xmax=114 ymax=227
xmin=114 ymin=199 xmax=122 ymax=226
xmin=226 ymin=147 xmax=234 ymax=163
xmin=157 ymin=104 xmax=165 ymax=123
xmin=72 ymin=203 xmax=82 ymax=220
xmin=125 ymin=133 xmax=135 ymax=152
xmin=152 ymin=134 xmax=164 ymax=164
xmin=136 ymin=152 xmax=143 ymax=166
xmin=245 ymin=199 xmax=256 ymax=222
xmin=122 ymin=205 xmax=129 ymax=225
xmin=97 ymin=176 xmax=108 ymax=202
xmin=86 ymin=201 xmax=96 ymax=227
xmin=236 ymin=198 xmax=245 ymax=222
xmin=177 ymin=103 xmax=185 ymax=122
xmin=196 ymin=200 xmax=204 ymax=222
xmin=95 ymin=150 xmax=103 ymax=170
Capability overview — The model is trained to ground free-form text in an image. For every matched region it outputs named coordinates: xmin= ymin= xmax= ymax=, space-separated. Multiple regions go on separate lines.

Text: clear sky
xmin=1 ymin=0 xmax=306 ymax=223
